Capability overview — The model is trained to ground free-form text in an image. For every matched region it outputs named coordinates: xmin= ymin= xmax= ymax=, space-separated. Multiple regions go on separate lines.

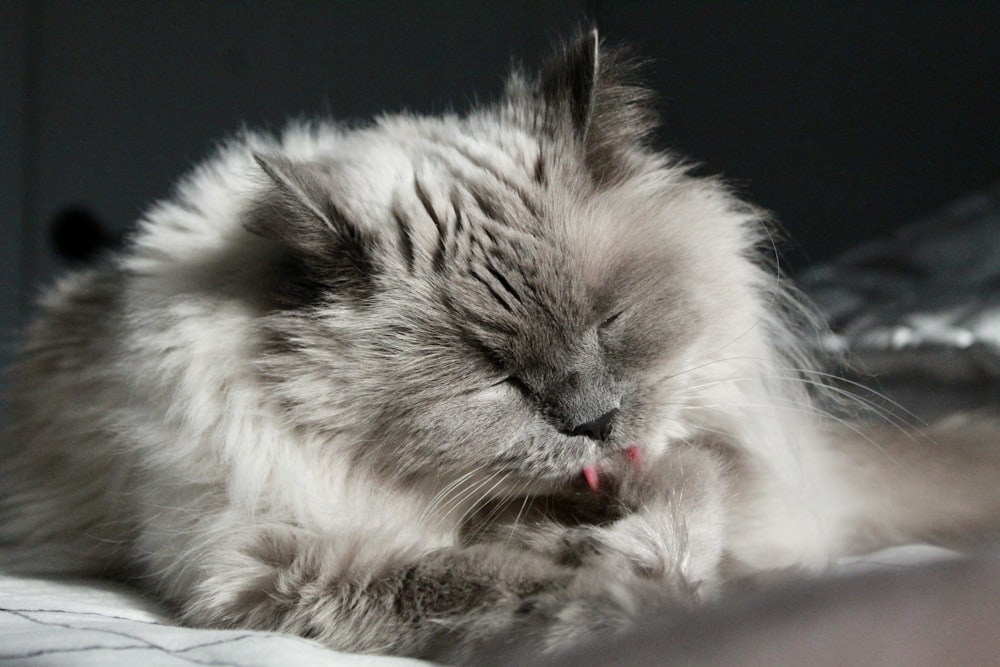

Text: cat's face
xmin=252 ymin=32 xmax=765 ymax=496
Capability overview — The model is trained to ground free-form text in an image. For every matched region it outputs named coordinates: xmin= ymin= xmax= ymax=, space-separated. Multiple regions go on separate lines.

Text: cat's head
xmin=249 ymin=30 xmax=778 ymax=497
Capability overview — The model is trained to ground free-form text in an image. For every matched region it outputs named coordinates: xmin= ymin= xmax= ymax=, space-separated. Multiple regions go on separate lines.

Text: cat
xmin=2 ymin=29 xmax=999 ymax=664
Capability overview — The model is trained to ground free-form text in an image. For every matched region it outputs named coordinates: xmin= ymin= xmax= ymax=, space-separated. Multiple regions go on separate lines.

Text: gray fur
xmin=2 ymin=30 xmax=1000 ymax=664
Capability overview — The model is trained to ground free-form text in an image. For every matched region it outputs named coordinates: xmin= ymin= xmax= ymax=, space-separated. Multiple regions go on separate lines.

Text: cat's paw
xmin=534 ymin=569 xmax=672 ymax=652
xmin=430 ymin=560 xmax=675 ymax=665
xmin=587 ymin=445 xmax=728 ymax=599
xmin=510 ymin=446 xmax=728 ymax=601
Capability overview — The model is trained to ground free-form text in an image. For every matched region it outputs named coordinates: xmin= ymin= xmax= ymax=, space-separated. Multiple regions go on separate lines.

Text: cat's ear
xmin=539 ymin=28 xmax=601 ymax=141
xmin=247 ymin=153 xmax=377 ymax=291
xmin=536 ymin=28 xmax=657 ymax=183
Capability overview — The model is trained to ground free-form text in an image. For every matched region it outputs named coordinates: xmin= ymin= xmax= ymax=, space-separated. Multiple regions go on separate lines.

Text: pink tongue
xmin=582 ymin=464 xmax=600 ymax=492
xmin=624 ymin=446 xmax=642 ymax=467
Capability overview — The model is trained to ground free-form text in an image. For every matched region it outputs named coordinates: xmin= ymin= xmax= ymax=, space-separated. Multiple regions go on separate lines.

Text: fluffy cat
xmin=2 ymin=30 xmax=999 ymax=664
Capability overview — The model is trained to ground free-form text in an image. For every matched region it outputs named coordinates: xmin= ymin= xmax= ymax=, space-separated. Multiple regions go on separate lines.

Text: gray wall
xmin=2 ymin=0 xmax=591 ymax=362
xmin=3 ymin=2 xmax=1000 ymax=371
xmin=1 ymin=1 xmax=26 ymax=371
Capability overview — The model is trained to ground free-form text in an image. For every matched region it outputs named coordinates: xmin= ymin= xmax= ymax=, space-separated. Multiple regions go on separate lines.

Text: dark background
xmin=2 ymin=1 xmax=999 ymax=372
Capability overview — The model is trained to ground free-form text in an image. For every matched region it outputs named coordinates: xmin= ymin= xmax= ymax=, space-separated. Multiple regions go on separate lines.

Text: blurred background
xmin=2 ymin=1 xmax=999 ymax=376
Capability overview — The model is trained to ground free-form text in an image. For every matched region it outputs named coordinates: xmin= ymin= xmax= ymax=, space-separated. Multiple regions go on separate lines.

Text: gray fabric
xmin=799 ymin=182 xmax=1000 ymax=384
xmin=533 ymin=554 xmax=1000 ymax=667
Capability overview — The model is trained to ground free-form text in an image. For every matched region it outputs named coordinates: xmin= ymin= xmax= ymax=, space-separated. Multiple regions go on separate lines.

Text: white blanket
xmin=0 ymin=573 xmax=428 ymax=667
xmin=0 ymin=545 xmax=959 ymax=666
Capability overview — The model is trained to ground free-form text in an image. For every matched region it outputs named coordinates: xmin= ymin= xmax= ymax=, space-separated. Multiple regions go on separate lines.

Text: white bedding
xmin=0 ymin=573 xmax=428 ymax=667
xmin=0 ymin=545 xmax=959 ymax=666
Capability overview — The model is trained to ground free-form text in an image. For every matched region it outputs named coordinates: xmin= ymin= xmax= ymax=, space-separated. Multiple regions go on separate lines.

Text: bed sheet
xmin=0 ymin=573 xmax=428 ymax=667
xmin=0 ymin=545 xmax=960 ymax=666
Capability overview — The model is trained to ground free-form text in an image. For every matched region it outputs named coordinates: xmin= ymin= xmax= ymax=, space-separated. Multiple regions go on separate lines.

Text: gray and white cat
xmin=2 ymin=30 xmax=999 ymax=664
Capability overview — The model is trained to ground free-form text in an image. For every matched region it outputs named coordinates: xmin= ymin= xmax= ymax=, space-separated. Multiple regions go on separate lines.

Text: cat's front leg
xmin=178 ymin=526 xmax=675 ymax=664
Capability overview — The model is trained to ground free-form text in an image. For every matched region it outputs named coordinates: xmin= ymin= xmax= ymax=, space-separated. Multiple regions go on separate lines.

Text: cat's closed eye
xmin=494 ymin=376 xmax=530 ymax=397
xmin=600 ymin=310 xmax=625 ymax=329
xmin=597 ymin=310 xmax=628 ymax=345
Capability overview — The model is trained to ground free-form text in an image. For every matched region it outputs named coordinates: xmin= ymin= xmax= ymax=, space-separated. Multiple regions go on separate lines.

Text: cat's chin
xmin=490 ymin=442 xmax=652 ymax=499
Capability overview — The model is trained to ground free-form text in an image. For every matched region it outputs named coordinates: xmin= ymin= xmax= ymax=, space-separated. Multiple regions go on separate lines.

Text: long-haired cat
xmin=2 ymin=30 xmax=998 ymax=664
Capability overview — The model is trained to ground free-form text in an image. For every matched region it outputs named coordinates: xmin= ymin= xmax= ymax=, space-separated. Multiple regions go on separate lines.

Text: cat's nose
xmin=565 ymin=408 xmax=619 ymax=441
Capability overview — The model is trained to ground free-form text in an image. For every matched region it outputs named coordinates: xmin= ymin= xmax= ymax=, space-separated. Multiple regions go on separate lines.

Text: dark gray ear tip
xmin=588 ymin=27 xmax=600 ymax=72
xmin=568 ymin=26 xmax=599 ymax=60
xmin=571 ymin=26 xmax=601 ymax=84
xmin=253 ymin=152 xmax=301 ymax=193
xmin=252 ymin=151 xmax=280 ymax=177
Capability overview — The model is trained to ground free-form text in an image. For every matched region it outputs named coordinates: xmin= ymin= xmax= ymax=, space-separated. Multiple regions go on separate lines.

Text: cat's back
xmin=0 ymin=126 xmax=319 ymax=574
xmin=0 ymin=259 xmax=136 ymax=574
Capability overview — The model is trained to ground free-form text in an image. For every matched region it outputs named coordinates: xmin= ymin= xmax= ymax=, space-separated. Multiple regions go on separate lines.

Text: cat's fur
xmin=2 ymin=30 xmax=999 ymax=663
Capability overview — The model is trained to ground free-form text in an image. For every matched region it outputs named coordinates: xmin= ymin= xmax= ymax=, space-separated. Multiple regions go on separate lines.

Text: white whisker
xmin=436 ymin=468 xmax=505 ymax=525
xmin=420 ymin=467 xmax=484 ymax=523
xmin=453 ymin=471 xmax=514 ymax=530
xmin=683 ymin=399 xmax=901 ymax=467
xmin=506 ymin=490 xmax=534 ymax=546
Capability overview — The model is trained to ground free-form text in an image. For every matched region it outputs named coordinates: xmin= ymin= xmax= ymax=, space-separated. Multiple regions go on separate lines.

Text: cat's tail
xmin=815 ymin=413 xmax=1000 ymax=557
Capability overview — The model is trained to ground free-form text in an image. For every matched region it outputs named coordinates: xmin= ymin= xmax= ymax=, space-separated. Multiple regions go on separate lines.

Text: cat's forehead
xmin=373 ymin=130 xmax=681 ymax=345
xmin=323 ymin=115 xmax=694 ymax=314
xmin=307 ymin=117 xmax=545 ymax=235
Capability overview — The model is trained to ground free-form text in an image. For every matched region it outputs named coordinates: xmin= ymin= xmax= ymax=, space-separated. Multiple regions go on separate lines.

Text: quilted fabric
xmin=799 ymin=182 xmax=1000 ymax=384
xmin=0 ymin=574 xmax=426 ymax=667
